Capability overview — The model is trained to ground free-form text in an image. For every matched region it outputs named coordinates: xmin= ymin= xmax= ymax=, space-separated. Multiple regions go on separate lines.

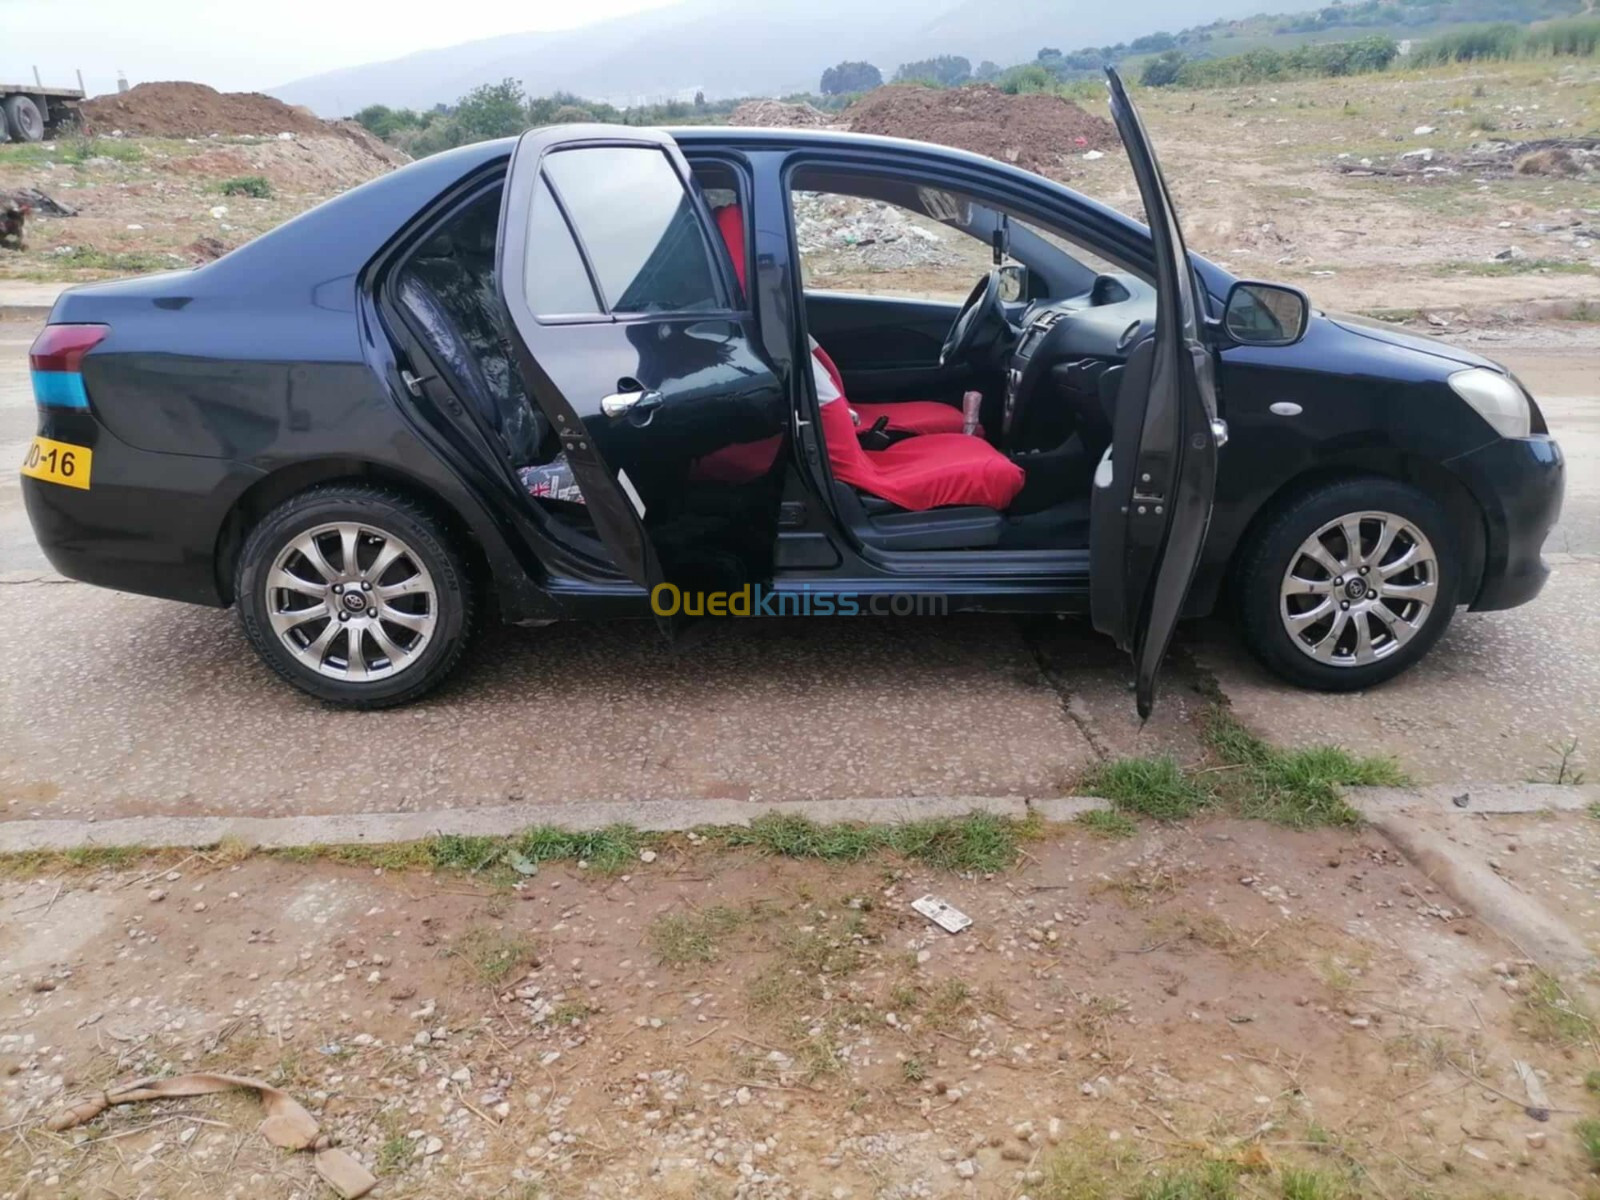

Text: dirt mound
xmin=841 ymin=84 xmax=1117 ymax=171
xmin=727 ymin=99 xmax=832 ymax=128
xmin=81 ymin=82 xmax=329 ymax=139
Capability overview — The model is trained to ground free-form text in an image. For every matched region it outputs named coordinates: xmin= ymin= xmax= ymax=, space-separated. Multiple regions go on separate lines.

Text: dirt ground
xmin=5 ymin=820 xmax=1600 ymax=1200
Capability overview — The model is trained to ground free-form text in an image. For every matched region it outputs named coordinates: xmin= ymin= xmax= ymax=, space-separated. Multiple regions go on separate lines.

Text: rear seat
xmin=394 ymin=196 xmax=548 ymax=468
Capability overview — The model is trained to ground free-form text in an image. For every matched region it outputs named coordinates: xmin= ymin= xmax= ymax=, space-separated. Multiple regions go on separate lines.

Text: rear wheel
xmin=236 ymin=485 xmax=475 ymax=707
xmin=1236 ymin=478 xmax=1460 ymax=692
xmin=4 ymin=96 xmax=44 ymax=144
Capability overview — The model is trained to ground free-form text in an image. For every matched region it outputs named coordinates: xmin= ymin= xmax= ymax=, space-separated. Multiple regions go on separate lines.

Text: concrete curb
xmin=0 ymin=794 xmax=1112 ymax=853
xmin=1350 ymin=783 xmax=1600 ymax=815
xmin=1364 ymin=810 xmax=1595 ymax=971
xmin=0 ymin=305 xmax=52 ymax=321
xmin=1350 ymin=785 xmax=1598 ymax=970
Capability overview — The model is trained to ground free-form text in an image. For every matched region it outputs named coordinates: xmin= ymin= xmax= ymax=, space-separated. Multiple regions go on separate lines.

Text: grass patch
xmin=1279 ymin=1167 xmax=1351 ymax=1200
xmin=648 ymin=905 xmax=745 ymax=966
xmin=1075 ymin=808 xmax=1139 ymax=838
xmin=376 ymin=1131 xmax=412 ymax=1174
xmin=452 ymin=926 xmax=539 ymax=986
xmin=1434 ymin=258 xmax=1591 ymax=277
xmin=41 ymin=247 xmax=179 ymax=274
xmin=218 ymin=175 xmax=273 ymax=199
xmin=1577 ymin=1118 xmax=1600 ymax=1172
xmin=725 ymin=810 xmax=1028 ymax=873
xmin=514 ymin=824 xmax=641 ymax=872
xmin=1133 ymin=1163 xmax=1241 ymax=1199
xmin=1521 ymin=970 xmax=1597 ymax=1046
xmin=59 ymin=135 xmax=145 ymax=164
xmin=1084 ymin=757 xmax=1211 ymax=821
xmin=1203 ymin=709 xmax=1403 ymax=829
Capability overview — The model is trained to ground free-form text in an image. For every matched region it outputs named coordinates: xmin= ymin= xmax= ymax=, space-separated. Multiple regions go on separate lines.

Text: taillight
xmin=29 ymin=323 xmax=109 ymax=409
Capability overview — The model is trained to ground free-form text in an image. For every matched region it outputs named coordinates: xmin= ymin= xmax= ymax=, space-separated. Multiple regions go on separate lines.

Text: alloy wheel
xmin=1279 ymin=510 xmax=1438 ymax=667
xmin=264 ymin=522 xmax=438 ymax=681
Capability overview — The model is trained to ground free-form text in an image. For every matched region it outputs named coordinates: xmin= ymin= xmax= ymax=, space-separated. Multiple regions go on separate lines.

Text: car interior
xmin=389 ymin=157 xmax=1161 ymax=565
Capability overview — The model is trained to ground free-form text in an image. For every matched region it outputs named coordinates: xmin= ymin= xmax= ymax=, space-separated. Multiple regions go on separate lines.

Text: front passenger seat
xmin=713 ymin=203 xmax=969 ymax=439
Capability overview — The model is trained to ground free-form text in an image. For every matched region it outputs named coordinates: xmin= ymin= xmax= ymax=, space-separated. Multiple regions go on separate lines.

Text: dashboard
xmin=1002 ymin=272 xmax=1155 ymax=451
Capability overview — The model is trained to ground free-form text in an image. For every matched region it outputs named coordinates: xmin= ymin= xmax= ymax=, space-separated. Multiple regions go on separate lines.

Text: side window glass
xmin=791 ymin=190 xmax=991 ymax=303
xmin=526 ymin=176 xmax=602 ymax=318
xmin=544 ymin=147 xmax=722 ymax=315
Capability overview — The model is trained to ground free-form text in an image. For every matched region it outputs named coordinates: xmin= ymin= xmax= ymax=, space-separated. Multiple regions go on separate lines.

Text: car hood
xmin=1326 ymin=311 xmax=1502 ymax=372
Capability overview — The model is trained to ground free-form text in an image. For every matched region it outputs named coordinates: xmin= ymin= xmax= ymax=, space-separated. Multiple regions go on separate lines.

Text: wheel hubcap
xmin=265 ymin=522 xmax=437 ymax=681
xmin=1279 ymin=510 xmax=1438 ymax=668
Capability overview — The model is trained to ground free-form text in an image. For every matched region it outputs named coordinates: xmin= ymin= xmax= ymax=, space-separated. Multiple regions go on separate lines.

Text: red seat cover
xmin=809 ymin=338 xmax=973 ymax=438
xmin=817 ymin=394 xmax=1024 ymax=512
xmin=711 ymin=202 xmax=1019 ymax=510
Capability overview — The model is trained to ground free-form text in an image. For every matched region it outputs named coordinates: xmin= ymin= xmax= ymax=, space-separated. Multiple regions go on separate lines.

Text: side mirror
xmin=1222 ymin=281 xmax=1310 ymax=347
xmin=997 ymin=263 xmax=1029 ymax=304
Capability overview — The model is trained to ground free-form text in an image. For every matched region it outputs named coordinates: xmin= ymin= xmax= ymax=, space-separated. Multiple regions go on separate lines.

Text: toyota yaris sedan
xmin=20 ymin=71 xmax=1563 ymax=715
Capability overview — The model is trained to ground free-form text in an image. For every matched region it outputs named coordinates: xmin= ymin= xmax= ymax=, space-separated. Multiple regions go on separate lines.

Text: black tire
xmin=1235 ymin=477 xmax=1461 ymax=692
xmin=236 ymin=484 xmax=475 ymax=708
xmin=4 ymin=96 xmax=44 ymax=144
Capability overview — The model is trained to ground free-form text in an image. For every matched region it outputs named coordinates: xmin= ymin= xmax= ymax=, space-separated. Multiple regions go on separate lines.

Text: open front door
xmin=1089 ymin=70 xmax=1221 ymax=718
xmin=496 ymin=125 xmax=788 ymax=605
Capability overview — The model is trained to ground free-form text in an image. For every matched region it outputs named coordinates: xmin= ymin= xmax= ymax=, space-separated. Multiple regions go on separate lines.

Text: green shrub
xmin=219 ymin=175 xmax=272 ymax=199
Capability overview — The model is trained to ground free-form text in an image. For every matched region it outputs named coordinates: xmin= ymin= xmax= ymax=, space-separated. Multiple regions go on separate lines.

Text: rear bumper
xmin=21 ymin=410 xmax=260 ymax=606
xmin=1448 ymin=434 xmax=1564 ymax=612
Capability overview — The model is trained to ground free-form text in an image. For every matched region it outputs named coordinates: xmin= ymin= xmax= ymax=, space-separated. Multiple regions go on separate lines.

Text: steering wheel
xmin=939 ymin=269 xmax=1003 ymax=369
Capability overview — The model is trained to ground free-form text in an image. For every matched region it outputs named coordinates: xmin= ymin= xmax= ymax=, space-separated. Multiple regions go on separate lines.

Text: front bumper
xmin=1447 ymin=434 xmax=1564 ymax=611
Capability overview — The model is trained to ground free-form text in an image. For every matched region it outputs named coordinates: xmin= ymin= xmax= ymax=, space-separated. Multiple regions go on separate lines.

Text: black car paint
xmin=23 ymin=128 xmax=1562 ymax=637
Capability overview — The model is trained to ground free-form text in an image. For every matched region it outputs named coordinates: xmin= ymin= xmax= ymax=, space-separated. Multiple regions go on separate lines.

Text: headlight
xmin=1448 ymin=368 xmax=1530 ymax=439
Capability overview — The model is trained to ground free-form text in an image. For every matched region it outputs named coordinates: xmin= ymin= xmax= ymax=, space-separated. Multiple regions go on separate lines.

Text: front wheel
xmin=1235 ymin=478 xmax=1461 ymax=692
xmin=236 ymin=485 xmax=475 ymax=707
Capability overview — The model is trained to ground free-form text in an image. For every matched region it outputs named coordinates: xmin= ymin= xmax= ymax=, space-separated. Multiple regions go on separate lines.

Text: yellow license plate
xmin=20 ymin=436 xmax=92 ymax=490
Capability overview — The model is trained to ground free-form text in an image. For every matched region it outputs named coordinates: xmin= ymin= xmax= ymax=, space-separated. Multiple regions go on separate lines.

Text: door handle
xmin=600 ymin=389 xmax=664 ymax=419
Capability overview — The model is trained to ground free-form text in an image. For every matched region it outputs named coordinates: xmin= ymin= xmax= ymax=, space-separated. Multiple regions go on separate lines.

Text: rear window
xmin=543 ymin=147 xmax=722 ymax=315
xmin=526 ymin=177 xmax=603 ymax=318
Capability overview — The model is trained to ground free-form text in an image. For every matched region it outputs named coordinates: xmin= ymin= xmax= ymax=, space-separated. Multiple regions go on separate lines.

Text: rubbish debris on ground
xmin=911 ymin=893 xmax=972 ymax=933
xmin=47 ymin=1071 xmax=377 ymax=1198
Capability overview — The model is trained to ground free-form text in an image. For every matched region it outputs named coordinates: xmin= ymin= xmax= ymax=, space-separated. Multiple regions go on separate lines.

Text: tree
xmin=352 ymin=104 xmax=429 ymax=139
xmin=973 ymin=60 xmax=1002 ymax=82
xmin=1140 ymin=49 xmax=1187 ymax=87
xmin=452 ymin=78 xmax=528 ymax=143
xmin=819 ymin=60 xmax=883 ymax=95
xmin=892 ymin=55 xmax=971 ymax=87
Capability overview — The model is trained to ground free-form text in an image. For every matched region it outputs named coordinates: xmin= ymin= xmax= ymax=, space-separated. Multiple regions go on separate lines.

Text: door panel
xmin=1089 ymin=71 xmax=1221 ymax=718
xmin=803 ymin=291 xmax=967 ymax=401
xmin=496 ymin=126 xmax=788 ymax=595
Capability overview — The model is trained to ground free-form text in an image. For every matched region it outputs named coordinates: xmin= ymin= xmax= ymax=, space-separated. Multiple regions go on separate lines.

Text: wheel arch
xmin=1194 ymin=452 xmax=1488 ymax=616
xmin=213 ymin=458 xmax=492 ymax=607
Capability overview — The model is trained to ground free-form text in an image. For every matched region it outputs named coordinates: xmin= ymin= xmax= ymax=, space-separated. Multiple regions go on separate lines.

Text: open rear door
xmin=496 ymin=125 xmax=788 ymax=603
xmin=1089 ymin=70 xmax=1222 ymax=718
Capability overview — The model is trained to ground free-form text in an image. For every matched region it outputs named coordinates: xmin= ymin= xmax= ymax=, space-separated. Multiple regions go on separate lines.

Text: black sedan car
xmin=20 ymin=72 xmax=1563 ymax=714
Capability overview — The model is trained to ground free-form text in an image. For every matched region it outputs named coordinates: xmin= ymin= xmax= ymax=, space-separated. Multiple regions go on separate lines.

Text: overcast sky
xmin=0 ymin=0 xmax=683 ymax=97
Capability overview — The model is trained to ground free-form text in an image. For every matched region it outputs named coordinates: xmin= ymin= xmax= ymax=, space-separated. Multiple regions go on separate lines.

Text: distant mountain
xmin=270 ymin=0 xmax=1327 ymax=116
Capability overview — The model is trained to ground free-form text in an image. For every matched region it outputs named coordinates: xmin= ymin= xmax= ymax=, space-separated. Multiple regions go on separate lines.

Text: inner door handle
xmin=600 ymin=389 xmax=664 ymax=419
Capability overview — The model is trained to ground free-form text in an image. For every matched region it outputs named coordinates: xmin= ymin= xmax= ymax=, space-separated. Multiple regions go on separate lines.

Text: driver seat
xmin=713 ymin=203 xmax=969 ymax=438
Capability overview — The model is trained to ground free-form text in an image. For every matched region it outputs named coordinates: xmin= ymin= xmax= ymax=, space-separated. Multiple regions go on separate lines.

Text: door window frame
xmin=502 ymin=135 xmax=742 ymax=330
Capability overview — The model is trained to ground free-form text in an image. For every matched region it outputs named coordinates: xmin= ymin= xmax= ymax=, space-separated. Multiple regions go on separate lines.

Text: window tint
xmin=544 ymin=147 xmax=721 ymax=315
xmin=526 ymin=176 xmax=601 ymax=318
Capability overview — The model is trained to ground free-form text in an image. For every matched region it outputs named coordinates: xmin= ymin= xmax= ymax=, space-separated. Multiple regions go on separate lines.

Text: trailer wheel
xmin=4 ymin=96 xmax=44 ymax=143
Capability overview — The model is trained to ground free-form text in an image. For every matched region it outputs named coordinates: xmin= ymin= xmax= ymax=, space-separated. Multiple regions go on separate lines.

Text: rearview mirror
xmin=1223 ymin=281 xmax=1309 ymax=347
xmin=998 ymin=263 xmax=1028 ymax=304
